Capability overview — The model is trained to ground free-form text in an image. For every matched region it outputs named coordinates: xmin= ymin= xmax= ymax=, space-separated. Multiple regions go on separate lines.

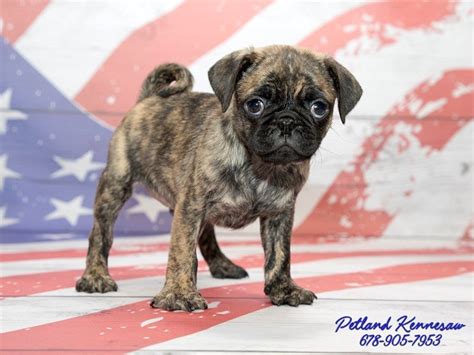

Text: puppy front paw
xmin=76 ymin=270 xmax=117 ymax=293
xmin=265 ymin=281 xmax=317 ymax=306
xmin=150 ymin=287 xmax=208 ymax=312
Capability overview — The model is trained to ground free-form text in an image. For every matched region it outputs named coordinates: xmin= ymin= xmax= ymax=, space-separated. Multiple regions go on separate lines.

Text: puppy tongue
xmin=169 ymin=80 xmax=176 ymax=86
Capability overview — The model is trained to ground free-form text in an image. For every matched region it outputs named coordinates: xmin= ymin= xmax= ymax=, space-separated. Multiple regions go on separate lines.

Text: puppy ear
xmin=324 ymin=57 xmax=363 ymax=124
xmin=208 ymin=49 xmax=255 ymax=112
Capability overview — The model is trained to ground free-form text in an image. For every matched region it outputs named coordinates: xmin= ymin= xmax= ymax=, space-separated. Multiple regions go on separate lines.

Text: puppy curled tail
xmin=138 ymin=63 xmax=193 ymax=101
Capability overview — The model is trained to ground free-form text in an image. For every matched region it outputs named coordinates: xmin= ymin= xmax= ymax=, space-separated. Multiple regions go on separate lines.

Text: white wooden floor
xmin=1 ymin=234 xmax=472 ymax=354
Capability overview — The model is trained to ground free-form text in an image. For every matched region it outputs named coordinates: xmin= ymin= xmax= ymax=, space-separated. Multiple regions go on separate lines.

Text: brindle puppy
xmin=76 ymin=45 xmax=362 ymax=311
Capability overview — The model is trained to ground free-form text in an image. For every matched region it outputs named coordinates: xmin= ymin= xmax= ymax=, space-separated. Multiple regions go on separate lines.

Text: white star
xmin=127 ymin=193 xmax=168 ymax=223
xmin=0 ymin=88 xmax=28 ymax=135
xmin=0 ymin=154 xmax=21 ymax=190
xmin=44 ymin=195 xmax=92 ymax=226
xmin=0 ymin=206 xmax=19 ymax=228
xmin=50 ymin=150 xmax=105 ymax=181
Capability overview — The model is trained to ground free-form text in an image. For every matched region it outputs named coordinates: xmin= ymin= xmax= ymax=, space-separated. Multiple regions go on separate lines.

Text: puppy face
xmin=236 ymin=51 xmax=335 ymax=164
xmin=209 ymin=46 xmax=362 ymax=164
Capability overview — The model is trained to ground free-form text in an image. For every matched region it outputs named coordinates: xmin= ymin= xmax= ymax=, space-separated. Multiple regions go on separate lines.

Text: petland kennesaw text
xmin=335 ymin=316 xmax=466 ymax=333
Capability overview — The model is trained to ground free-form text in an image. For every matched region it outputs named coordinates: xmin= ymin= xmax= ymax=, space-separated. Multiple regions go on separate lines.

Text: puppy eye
xmin=244 ymin=98 xmax=265 ymax=117
xmin=310 ymin=99 xmax=329 ymax=119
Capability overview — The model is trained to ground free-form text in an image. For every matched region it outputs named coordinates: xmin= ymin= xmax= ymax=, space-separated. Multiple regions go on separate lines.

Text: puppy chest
xmin=206 ymin=181 xmax=294 ymax=228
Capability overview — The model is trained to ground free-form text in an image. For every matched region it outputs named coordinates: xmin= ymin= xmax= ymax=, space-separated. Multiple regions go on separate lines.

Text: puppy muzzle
xmin=277 ymin=115 xmax=296 ymax=136
xmin=250 ymin=111 xmax=320 ymax=164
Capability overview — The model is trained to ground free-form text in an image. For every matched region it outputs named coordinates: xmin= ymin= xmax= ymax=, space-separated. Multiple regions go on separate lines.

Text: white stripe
xmin=190 ymin=0 xmax=363 ymax=92
xmin=0 ymin=235 xmax=171 ymax=253
xmin=1 ymin=253 xmax=470 ymax=333
xmin=381 ymin=122 xmax=473 ymax=239
xmin=141 ymin=273 xmax=473 ymax=353
xmin=14 ymin=0 xmax=185 ymax=98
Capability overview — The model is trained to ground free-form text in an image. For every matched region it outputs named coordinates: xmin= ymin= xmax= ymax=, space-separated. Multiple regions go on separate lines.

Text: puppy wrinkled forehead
xmin=239 ymin=46 xmax=336 ymax=101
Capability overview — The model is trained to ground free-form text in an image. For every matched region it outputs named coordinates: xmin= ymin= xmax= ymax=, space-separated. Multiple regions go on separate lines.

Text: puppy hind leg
xmin=76 ymin=168 xmax=132 ymax=293
xmin=199 ymin=223 xmax=248 ymax=279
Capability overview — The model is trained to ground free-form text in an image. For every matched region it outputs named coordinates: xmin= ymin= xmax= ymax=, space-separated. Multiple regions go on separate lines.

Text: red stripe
xmin=75 ymin=0 xmax=273 ymax=128
xmin=299 ymin=1 xmax=457 ymax=56
xmin=1 ymin=0 xmax=50 ymax=44
xmin=295 ymin=69 xmax=474 ymax=239
xmin=1 ymin=247 xmax=472 ymax=297
xmin=1 ymin=260 xmax=472 ymax=352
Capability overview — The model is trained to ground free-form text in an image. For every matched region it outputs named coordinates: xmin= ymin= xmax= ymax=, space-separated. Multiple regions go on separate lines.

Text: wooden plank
xmin=137 ymin=283 xmax=473 ymax=353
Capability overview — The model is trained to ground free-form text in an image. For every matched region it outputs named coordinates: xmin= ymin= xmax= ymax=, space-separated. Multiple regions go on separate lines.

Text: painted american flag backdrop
xmin=0 ymin=0 xmax=473 ymax=353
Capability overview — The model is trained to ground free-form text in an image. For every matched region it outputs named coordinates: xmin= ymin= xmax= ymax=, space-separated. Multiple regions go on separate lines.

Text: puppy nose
xmin=277 ymin=117 xmax=295 ymax=135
